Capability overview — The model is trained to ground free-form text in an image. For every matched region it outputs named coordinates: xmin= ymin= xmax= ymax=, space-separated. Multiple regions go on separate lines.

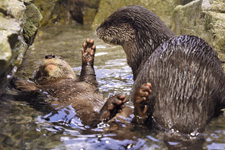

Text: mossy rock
xmin=32 ymin=0 xmax=58 ymax=26
xmin=0 ymin=1 xmax=42 ymax=96
xmin=23 ymin=3 xmax=43 ymax=45
xmin=92 ymin=0 xmax=180 ymax=29
xmin=172 ymin=0 xmax=225 ymax=71
xmin=202 ymin=0 xmax=225 ymax=13
xmin=32 ymin=0 xmax=100 ymax=26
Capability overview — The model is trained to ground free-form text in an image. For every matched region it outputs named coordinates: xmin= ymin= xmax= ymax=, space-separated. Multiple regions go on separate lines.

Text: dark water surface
xmin=0 ymin=25 xmax=224 ymax=150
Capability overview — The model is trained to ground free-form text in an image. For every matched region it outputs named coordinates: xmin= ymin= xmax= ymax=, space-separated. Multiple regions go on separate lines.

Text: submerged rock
xmin=0 ymin=0 xmax=42 ymax=96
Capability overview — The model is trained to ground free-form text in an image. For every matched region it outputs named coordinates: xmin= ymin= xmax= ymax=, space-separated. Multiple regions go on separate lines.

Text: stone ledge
xmin=0 ymin=0 xmax=42 ymax=96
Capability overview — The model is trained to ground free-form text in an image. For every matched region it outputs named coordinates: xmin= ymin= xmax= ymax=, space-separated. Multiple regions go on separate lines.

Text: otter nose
xmin=45 ymin=54 xmax=55 ymax=59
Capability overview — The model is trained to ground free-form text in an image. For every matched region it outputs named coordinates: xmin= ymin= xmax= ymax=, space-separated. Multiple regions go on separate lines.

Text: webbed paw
xmin=100 ymin=95 xmax=127 ymax=122
xmin=134 ymin=83 xmax=152 ymax=119
xmin=82 ymin=38 xmax=96 ymax=66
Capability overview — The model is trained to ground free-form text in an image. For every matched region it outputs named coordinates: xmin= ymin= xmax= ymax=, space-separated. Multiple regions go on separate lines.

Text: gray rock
xmin=172 ymin=0 xmax=225 ymax=71
xmin=23 ymin=3 xmax=43 ymax=45
xmin=93 ymin=0 xmax=224 ymax=71
xmin=92 ymin=0 xmax=188 ymax=29
xmin=32 ymin=0 xmax=100 ymax=26
xmin=0 ymin=0 xmax=42 ymax=96
xmin=202 ymin=0 xmax=225 ymax=13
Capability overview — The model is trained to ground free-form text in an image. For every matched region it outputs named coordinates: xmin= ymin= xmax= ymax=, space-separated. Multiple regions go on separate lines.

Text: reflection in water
xmin=0 ymin=24 xmax=224 ymax=150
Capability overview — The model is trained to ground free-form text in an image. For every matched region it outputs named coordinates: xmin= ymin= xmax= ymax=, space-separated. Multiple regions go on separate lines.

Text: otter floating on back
xmin=11 ymin=39 xmax=128 ymax=127
xmin=96 ymin=5 xmax=225 ymax=134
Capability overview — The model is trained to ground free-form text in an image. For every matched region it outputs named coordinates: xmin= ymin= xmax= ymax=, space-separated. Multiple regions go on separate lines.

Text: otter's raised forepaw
xmin=134 ymin=83 xmax=152 ymax=118
xmin=82 ymin=38 xmax=96 ymax=66
xmin=100 ymin=95 xmax=127 ymax=122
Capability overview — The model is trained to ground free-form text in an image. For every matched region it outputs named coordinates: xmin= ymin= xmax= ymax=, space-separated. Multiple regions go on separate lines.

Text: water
xmin=0 ymin=24 xmax=224 ymax=150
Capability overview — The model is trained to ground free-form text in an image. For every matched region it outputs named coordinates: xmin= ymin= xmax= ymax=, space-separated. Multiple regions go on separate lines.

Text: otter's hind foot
xmin=134 ymin=83 xmax=152 ymax=120
xmin=100 ymin=95 xmax=127 ymax=122
xmin=82 ymin=38 xmax=96 ymax=66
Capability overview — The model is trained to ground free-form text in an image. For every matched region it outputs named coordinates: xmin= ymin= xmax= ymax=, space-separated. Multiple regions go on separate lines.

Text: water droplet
xmin=97 ymin=134 xmax=102 ymax=138
xmin=127 ymin=143 xmax=134 ymax=149
xmin=7 ymin=75 xmax=12 ymax=79
xmin=97 ymin=121 xmax=110 ymax=128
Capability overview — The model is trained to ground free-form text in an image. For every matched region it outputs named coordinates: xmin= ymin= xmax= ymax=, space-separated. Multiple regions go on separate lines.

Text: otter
xmin=96 ymin=5 xmax=225 ymax=134
xmin=11 ymin=39 xmax=136 ymax=127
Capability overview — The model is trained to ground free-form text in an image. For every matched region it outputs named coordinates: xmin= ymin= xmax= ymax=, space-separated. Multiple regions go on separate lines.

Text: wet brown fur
xmin=97 ymin=5 xmax=225 ymax=134
xmin=11 ymin=40 xmax=127 ymax=127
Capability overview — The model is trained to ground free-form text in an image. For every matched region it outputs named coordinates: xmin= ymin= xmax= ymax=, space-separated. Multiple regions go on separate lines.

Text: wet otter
xmin=96 ymin=5 xmax=225 ymax=134
xmin=11 ymin=39 xmax=130 ymax=127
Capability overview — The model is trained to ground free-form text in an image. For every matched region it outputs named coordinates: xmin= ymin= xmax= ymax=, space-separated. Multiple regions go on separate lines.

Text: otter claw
xmin=143 ymin=105 xmax=148 ymax=113
xmin=135 ymin=83 xmax=152 ymax=104
xmin=100 ymin=95 xmax=127 ymax=122
xmin=82 ymin=39 xmax=96 ymax=65
xmin=134 ymin=83 xmax=152 ymax=119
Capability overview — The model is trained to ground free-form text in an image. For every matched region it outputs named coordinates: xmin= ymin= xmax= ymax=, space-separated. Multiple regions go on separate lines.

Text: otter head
xmin=34 ymin=54 xmax=76 ymax=84
xmin=97 ymin=5 xmax=176 ymax=80
xmin=97 ymin=5 xmax=175 ymax=49
xmin=96 ymin=15 xmax=135 ymax=45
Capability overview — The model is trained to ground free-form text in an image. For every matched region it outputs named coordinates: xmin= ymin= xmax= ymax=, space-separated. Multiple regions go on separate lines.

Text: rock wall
xmin=32 ymin=0 xmax=100 ymax=26
xmin=92 ymin=0 xmax=224 ymax=70
xmin=0 ymin=0 xmax=42 ymax=96
xmin=172 ymin=0 xmax=225 ymax=70
xmin=92 ymin=0 xmax=182 ymax=28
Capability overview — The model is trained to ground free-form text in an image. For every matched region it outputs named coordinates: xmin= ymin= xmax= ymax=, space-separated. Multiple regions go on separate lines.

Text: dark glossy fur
xmin=97 ymin=5 xmax=176 ymax=80
xmin=133 ymin=35 xmax=225 ymax=133
xmin=97 ymin=5 xmax=225 ymax=134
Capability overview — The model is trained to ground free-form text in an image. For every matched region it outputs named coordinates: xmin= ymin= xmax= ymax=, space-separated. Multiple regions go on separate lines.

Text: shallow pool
xmin=0 ymin=24 xmax=224 ymax=150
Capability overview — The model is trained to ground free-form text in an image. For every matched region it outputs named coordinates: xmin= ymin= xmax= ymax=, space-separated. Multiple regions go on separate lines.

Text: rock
xmin=32 ymin=0 xmax=100 ymax=26
xmin=92 ymin=0 xmax=224 ymax=70
xmin=0 ymin=0 xmax=42 ymax=96
xmin=92 ymin=0 xmax=186 ymax=28
xmin=172 ymin=0 xmax=225 ymax=71
xmin=177 ymin=0 xmax=194 ymax=5
xmin=32 ymin=0 xmax=58 ymax=26
xmin=75 ymin=0 xmax=100 ymax=24
xmin=202 ymin=0 xmax=225 ymax=13
xmin=23 ymin=3 xmax=43 ymax=45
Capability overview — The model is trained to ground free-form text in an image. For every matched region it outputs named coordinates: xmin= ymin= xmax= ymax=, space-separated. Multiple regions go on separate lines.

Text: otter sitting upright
xmin=11 ymin=39 xmax=129 ymax=127
xmin=96 ymin=5 xmax=225 ymax=134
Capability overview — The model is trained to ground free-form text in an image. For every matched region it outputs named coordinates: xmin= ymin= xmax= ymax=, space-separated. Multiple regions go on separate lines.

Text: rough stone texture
xmin=92 ymin=0 xmax=190 ymax=28
xmin=23 ymin=4 xmax=43 ymax=45
xmin=202 ymin=0 xmax=225 ymax=13
xmin=93 ymin=0 xmax=224 ymax=70
xmin=32 ymin=0 xmax=58 ymax=26
xmin=33 ymin=0 xmax=100 ymax=26
xmin=0 ymin=0 xmax=42 ymax=96
xmin=172 ymin=0 xmax=225 ymax=70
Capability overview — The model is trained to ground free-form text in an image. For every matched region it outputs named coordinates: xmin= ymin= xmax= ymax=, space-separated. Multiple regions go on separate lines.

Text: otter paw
xmin=11 ymin=77 xmax=38 ymax=92
xmin=134 ymin=83 xmax=152 ymax=117
xmin=100 ymin=95 xmax=127 ymax=122
xmin=82 ymin=38 xmax=96 ymax=65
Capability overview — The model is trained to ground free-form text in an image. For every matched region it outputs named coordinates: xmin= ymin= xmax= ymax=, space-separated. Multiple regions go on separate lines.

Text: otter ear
xmin=11 ymin=77 xmax=39 ymax=92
